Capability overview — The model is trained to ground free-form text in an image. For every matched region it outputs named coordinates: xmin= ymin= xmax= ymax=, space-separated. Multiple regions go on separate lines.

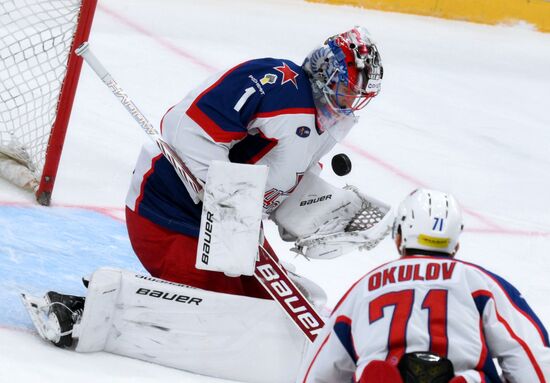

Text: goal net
xmin=0 ymin=0 xmax=97 ymax=205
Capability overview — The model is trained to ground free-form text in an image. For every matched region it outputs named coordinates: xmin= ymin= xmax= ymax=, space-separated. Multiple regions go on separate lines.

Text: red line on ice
xmin=340 ymin=141 xmax=550 ymax=236
xmin=65 ymin=7 xmax=549 ymax=238
xmin=97 ymin=4 xmax=217 ymax=73
xmin=0 ymin=201 xmax=125 ymax=222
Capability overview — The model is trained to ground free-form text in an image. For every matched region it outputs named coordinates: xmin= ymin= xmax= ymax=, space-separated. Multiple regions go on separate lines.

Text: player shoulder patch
xmin=260 ymin=73 xmax=277 ymax=85
xmin=274 ymin=62 xmax=299 ymax=89
xmin=296 ymin=126 xmax=310 ymax=138
xmin=247 ymin=73 xmax=278 ymax=97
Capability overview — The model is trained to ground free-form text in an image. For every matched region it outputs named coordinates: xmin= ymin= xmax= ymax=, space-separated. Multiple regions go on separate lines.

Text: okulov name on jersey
xmin=368 ymin=261 xmax=456 ymax=292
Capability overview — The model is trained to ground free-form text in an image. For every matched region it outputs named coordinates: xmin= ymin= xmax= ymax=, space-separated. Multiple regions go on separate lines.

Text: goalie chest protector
xmin=126 ymin=58 xmax=343 ymax=236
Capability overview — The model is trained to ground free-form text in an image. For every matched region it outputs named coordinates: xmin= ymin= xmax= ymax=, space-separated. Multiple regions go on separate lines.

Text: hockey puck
xmin=331 ymin=153 xmax=352 ymax=176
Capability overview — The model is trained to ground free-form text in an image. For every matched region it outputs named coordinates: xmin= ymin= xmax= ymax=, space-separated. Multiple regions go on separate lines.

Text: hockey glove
xmin=272 ymin=170 xmax=393 ymax=259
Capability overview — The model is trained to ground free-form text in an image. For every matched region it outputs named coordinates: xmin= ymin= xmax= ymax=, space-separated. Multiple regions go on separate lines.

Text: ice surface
xmin=1 ymin=0 xmax=549 ymax=381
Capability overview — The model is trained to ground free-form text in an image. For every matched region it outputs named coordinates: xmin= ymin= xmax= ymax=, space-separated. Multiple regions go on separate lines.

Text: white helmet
xmin=392 ymin=189 xmax=463 ymax=255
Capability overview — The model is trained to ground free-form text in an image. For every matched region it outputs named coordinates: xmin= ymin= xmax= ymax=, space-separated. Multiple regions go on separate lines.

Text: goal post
xmin=0 ymin=0 xmax=98 ymax=206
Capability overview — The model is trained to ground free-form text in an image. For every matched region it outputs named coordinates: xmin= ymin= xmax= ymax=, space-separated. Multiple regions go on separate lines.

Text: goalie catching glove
xmin=271 ymin=170 xmax=393 ymax=259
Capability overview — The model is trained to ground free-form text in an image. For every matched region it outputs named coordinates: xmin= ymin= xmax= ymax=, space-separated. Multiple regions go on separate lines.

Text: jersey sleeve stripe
xmin=186 ymin=63 xmax=249 ymax=143
xmin=473 ymin=308 xmax=489 ymax=371
xmin=135 ymin=153 xmax=163 ymax=211
xmin=301 ymin=333 xmax=332 ymax=383
xmin=251 ymin=107 xmax=316 ymax=119
xmin=473 ymin=289 xmax=547 ymax=382
xmin=334 ymin=315 xmax=358 ymax=363
xmin=472 ymin=295 xmax=501 ymax=382
xmin=249 ymin=131 xmax=278 ymax=164
xmin=458 ymin=259 xmax=549 ymax=347
xmin=186 ymin=103 xmax=247 ymax=142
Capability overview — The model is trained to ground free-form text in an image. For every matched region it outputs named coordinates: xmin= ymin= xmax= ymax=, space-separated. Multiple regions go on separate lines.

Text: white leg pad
xmin=73 ymin=268 xmax=121 ymax=351
xmin=74 ymin=268 xmax=307 ymax=383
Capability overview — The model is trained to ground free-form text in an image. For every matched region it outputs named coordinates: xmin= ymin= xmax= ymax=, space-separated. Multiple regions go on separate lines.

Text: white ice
xmin=1 ymin=0 xmax=549 ymax=381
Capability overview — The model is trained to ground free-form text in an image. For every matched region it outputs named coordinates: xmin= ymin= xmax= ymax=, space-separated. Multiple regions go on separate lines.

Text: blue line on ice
xmin=0 ymin=206 xmax=145 ymax=329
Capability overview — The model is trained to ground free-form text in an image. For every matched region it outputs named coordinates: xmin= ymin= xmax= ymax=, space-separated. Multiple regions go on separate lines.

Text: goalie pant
xmin=296 ymin=256 xmax=550 ymax=383
xmin=73 ymin=268 xmax=309 ymax=383
xmin=125 ymin=206 xmax=272 ymax=298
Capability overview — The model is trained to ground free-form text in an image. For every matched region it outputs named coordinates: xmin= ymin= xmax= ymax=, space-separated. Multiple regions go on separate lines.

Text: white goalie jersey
xmin=297 ymin=256 xmax=550 ymax=383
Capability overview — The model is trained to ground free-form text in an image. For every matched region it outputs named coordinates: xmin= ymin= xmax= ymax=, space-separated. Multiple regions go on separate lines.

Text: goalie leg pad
xmin=75 ymin=268 xmax=306 ymax=383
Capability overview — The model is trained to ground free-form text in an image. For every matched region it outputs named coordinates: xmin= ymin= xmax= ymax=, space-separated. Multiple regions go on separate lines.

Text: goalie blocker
xmin=196 ymin=161 xmax=267 ymax=276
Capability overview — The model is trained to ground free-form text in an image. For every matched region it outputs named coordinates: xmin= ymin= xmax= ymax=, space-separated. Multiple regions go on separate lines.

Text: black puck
xmin=331 ymin=153 xmax=352 ymax=176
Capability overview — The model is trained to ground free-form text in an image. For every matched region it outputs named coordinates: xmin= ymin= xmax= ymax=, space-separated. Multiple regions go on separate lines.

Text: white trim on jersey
xmin=296 ymin=257 xmax=550 ymax=383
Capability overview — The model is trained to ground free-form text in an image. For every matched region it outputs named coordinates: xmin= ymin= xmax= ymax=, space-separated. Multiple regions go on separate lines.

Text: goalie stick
xmin=75 ymin=42 xmax=325 ymax=342
xmin=75 ymin=43 xmax=203 ymax=203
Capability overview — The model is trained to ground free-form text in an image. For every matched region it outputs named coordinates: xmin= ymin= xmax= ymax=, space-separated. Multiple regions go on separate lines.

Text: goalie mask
xmin=392 ymin=189 xmax=463 ymax=255
xmin=303 ymin=26 xmax=383 ymax=141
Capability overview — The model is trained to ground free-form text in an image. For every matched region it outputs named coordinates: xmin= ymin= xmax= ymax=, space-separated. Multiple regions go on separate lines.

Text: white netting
xmin=0 ymin=0 xmax=82 ymax=190
xmin=345 ymin=200 xmax=387 ymax=232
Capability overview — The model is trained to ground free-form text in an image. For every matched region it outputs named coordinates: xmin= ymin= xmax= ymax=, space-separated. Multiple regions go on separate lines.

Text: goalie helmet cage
xmin=0 ymin=0 xmax=98 ymax=206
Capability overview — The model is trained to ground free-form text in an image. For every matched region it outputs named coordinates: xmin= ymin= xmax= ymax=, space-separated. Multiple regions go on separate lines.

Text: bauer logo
xmin=296 ymin=126 xmax=310 ymax=138
xmin=136 ymin=288 xmax=202 ymax=305
xmin=201 ymin=211 xmax=214 ymax=264
xmin=256 ymin=263 xmax=322 ymax=338
xmin=299 ymin=194 xmax=331 ymax=206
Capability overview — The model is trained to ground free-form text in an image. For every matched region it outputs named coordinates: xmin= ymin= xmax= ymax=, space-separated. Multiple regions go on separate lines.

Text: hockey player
xmin=123 ymin=25 xmax=383 ymax=298
xmin=21 ymin=27 xmax=391 ymax=383
xmin=296 ymin=189 xmax=550 ymax=383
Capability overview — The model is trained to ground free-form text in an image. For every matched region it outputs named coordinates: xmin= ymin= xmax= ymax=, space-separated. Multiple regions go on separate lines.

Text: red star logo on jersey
xmin=274 ymin=62 xmax=299 ymax=89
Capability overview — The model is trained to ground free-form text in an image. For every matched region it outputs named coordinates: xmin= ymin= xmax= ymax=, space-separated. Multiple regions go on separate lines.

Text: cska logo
xmin=264 ymin=172 xmax=304 ymax=212
xmin=274 ymin=62 xmax=299 ymax=89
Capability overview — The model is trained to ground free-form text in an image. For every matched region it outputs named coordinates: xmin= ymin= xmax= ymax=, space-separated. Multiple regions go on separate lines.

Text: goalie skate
xmin=20 ymin=292 xmax=84 ymax=348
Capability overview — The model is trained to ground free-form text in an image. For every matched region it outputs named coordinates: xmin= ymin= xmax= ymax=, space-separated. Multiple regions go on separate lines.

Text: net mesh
xmin=0 ymin=0 xmax=82 ymax=188
xmin=346 ymin=203 xmax=389 ymax=251
xmin=346 ymin=202 xmax=386 ymax=232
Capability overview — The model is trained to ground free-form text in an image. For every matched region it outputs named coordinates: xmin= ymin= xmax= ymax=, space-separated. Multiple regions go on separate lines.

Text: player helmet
xmin=392 ymin=189 xmax=463 ymax=255
xmin=303 ymin=26 xmax=383 ymax=114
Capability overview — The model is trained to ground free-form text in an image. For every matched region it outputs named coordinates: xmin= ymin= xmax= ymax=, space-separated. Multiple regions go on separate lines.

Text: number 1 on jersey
xmin=234 ymin=87 xmax=256 ymax=112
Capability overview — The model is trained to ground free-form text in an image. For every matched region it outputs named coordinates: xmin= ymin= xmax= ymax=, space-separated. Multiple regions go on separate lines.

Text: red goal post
xmin=0 ymin=0 xmax=98 ymax=205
